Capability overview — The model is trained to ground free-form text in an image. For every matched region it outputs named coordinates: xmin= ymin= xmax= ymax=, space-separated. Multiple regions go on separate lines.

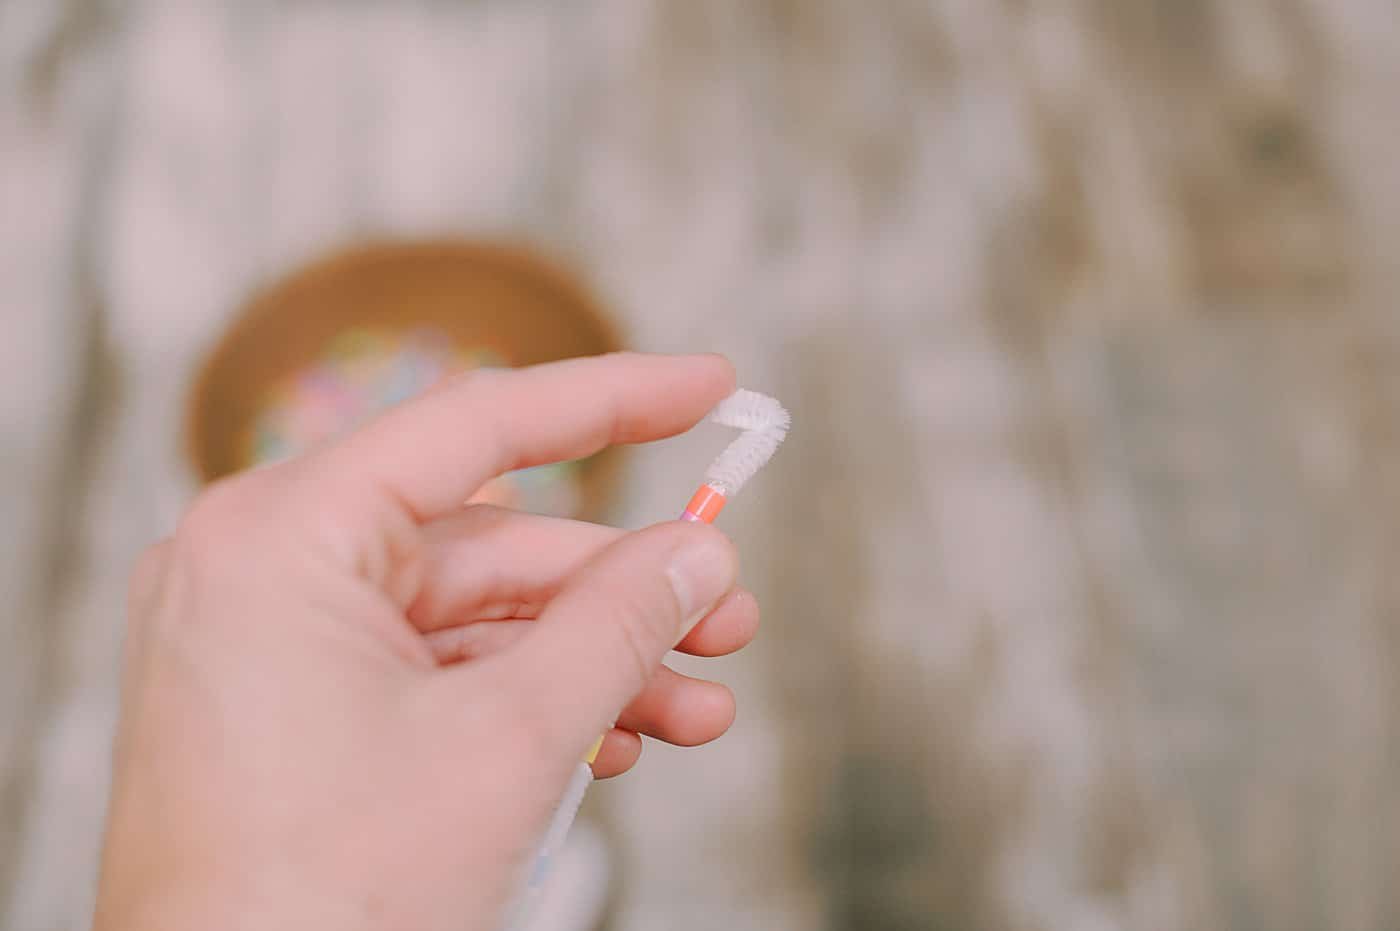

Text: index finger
xmin=312 ymin=352 xmax=734 ymax=522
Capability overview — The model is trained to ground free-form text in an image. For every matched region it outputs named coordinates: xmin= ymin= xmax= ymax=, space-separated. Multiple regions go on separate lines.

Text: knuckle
xmin=130 ymin=540 xmax=171 ymax=588
xmin=172 ymin=476 xmax=263 ymax=563
xmin=126 ymin=540 xmax=172 ymax=613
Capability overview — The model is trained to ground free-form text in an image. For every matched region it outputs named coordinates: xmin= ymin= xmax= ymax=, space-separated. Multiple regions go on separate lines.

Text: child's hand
xmin=94 ymin=353 xmax=756 ymax=931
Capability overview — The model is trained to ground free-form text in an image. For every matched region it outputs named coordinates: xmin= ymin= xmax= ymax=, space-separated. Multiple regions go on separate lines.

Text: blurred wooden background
xmin=4 ymin=1 xmax=1400 ymax=929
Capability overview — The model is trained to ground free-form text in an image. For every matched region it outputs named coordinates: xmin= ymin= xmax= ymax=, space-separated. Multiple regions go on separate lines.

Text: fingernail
xmin=666 ymin=535 xmax=734 ymax=641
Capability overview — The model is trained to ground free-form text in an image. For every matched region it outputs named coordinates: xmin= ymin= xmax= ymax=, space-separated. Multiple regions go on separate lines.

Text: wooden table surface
xmin=5 ymin=2 xmax=1400 ymax=929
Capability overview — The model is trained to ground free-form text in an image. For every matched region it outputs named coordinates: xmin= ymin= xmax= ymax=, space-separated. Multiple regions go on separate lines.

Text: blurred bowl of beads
xmin=185 ymin=239 xmax=625 ymax=520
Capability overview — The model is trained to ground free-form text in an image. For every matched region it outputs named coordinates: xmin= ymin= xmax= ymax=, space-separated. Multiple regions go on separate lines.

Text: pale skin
xmin=93 ymin=353 xmax=755 ymax=931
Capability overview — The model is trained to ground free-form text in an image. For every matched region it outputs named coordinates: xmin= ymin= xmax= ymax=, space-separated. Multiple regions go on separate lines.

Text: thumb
xmin=479 ymin=521 xmax=737 ymax=761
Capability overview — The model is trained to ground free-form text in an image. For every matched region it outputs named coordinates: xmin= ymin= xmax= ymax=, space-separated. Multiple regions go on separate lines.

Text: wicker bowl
xmin=185 ymin=239 xmax=626 ymax=520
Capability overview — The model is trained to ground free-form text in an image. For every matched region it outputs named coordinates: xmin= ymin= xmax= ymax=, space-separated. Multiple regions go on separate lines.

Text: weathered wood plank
xmin=5 ymin=1 xmax=1400 ymax=929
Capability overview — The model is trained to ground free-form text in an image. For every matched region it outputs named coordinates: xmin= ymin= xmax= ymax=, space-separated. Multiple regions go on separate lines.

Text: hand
xmin=93 ymin=353 xmax=756 ymax=931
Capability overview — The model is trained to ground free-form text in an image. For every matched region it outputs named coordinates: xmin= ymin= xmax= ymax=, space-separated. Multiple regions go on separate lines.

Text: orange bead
xmin=681 ymin=484 xmax=727 ymax=524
